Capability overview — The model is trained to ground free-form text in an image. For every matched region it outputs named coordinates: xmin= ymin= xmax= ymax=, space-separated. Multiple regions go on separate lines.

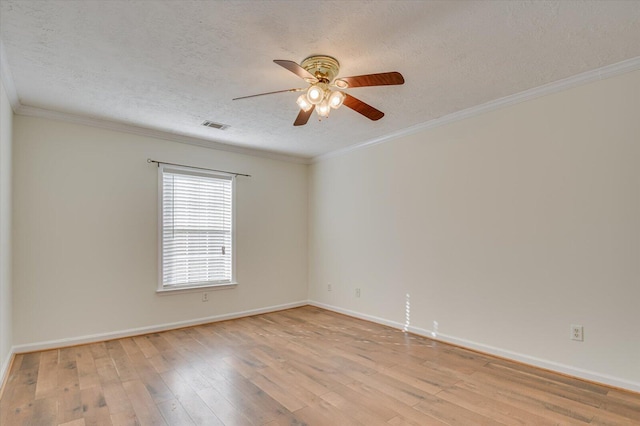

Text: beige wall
xmin=0 ymin=80 xmax=13 ymax=373
xmin=6 ymin=69 xmax=640 ymax=392
xmin=309 ymin=70 xmax=640 ymax=390
xmin=12 ymin=116 xmax=308 ymax=346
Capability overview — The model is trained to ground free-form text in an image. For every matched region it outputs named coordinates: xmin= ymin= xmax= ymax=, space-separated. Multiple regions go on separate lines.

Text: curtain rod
xmin=147 ymin=159 xmax=251 ymax=177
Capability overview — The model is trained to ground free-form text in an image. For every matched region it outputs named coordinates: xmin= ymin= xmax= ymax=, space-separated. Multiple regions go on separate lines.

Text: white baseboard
xmin=0 ymin=346 xmax=16 ymax=396
xmin=8 ymin=299 xmax=639 ymax=394
xmin=12 ymin=300 xmax=308 ymax=354
xmin=308 ymin=300 xmax=640 ymax=393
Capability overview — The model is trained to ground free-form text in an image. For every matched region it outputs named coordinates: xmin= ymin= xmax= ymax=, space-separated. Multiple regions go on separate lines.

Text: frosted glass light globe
xmin=296 ymin=94 xmax=313 ymax=112
xmin=306 ymin=85 xmax=324 ymax=105
xmin=328 ymin=91 xmax=345 ymax=109
xmin=316 ymin=99 xmax=331 ymax=118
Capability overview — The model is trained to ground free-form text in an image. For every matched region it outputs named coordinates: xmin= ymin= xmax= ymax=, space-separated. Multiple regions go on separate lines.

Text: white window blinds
xmin=160 ymin=165 xmax=234 ymax=289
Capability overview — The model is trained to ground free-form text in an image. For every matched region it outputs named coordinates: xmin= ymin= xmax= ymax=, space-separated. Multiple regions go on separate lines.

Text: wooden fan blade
xmin=343 ymin=94 xmax=384 ymax=121
xmin=336 ymin=71 xmax=404 ymax=88
xmin=274 ymin=60 xmax=317 ymax=81
xmin=232 ymin=88 xmax=305 ymax=101
xmin=294 ymin=108 xmax=314 ymax=126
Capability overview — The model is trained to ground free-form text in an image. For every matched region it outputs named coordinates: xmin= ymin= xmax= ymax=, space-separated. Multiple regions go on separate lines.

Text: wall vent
xmin=201 ymin=120 xmax=229 ymax=130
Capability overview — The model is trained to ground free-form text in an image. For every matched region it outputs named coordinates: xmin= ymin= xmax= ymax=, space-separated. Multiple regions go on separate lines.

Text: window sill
xmin=156 ymin=282 xmax=238 ymax=295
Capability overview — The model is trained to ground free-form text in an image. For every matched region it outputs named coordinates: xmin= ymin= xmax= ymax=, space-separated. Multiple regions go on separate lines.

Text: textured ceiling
xmin=1 ymin=1 xmax=639 ymax=159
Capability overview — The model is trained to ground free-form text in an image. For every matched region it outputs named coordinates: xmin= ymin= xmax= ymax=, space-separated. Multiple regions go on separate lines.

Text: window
xmin=158 ymin=164 xmax=235 ymax=291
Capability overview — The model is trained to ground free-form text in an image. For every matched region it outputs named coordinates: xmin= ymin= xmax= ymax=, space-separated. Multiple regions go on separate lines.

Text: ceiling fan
xmin=233 ymin=55 xmax=405 ymax=126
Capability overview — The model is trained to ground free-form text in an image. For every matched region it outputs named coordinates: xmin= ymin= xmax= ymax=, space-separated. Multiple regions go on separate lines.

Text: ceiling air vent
xmin=201 ymin=120 xmax=229 ymax=130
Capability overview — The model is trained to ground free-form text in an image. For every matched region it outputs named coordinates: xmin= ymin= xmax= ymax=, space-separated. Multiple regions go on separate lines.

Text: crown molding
xmin=313 ymin=56 xmax=640 ymax=163
xmin=14 ymin=104 xmax=311 ymax=164
xmin=4 ymin=37 xmax=639 ymax=166
xmin=2 ymin=35 xmax=308 ymax=164
xmin=0 ymin=40 xmax=20 ymax=111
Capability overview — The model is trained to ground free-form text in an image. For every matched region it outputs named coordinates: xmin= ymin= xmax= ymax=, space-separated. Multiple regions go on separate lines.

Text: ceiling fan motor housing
xmin=301 ymin=55 xmax=340 ymax=83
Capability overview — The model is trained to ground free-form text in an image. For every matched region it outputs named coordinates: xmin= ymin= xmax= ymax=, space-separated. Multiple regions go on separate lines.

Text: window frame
xmin=157 ymin=163 xmax=237 ymax=294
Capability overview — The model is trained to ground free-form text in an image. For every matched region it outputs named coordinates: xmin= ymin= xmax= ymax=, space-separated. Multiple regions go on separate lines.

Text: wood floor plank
xmin=145 ymin=333 xmax=174 ymax=354
xmin=1 ymin=357 xmax=41 ymax=424
xmin=132 ymin=335 xmax=161 ymax=359
xmin=122 ymin=379 xmax=167 ymax=425
xmin=487 ymin=357 xmax=609 ymax=395
xmin=221 ymin=354 xmax=265 ymax=379
xmin=413 ymin=393 xmax=505 ymax=426
xmin=79 ymin=385 xmax=112 ymax=426
xmin=101 ymin=381 xmax=135 ymax=419
xmin=391 ymin=360 xmax=461 ymax=390
xmin=20 ymin=352 xmax=42 ymax=371
xmin=320 ymin=389 xmax=396 ymax=426
xmin=292 ymin=400 xmax=365 ymax=426
xmin=75 ymin=346 xmax=101 ymax=391
xmin=157 ymin=398 xmax=196 ymax=425
xmin=598 ymin=392 xmax=640 ymax=421
xmin=484 ymin=360 xmax=608 ymax=408
xmin=328 ymin=382 xmax=400 ymax=421
xmin=109 ymin=410 xmax=139 ymax=426
xmin=469 ymin=369 xmax=602 ymax=422
xmin=437 ymin=385 xmax=559 ymax=425
xmin=35 ymin=350 xmax=59 ymax=400
xmin=160 ymin=369 xmax=224 ymax=426
xmin=106 ymin=341 xmax=139 ymax=383
xmin=256 ymin=365 xmax=324 ymax=407
xmin=146 ymin=353 xmax=172 ymax=375
xmin=249 ymin=369 xmax=307 ymax=412
xmin=345 ymin=369 xmax=434 ymax=406
xmin=590 ymin=411 xmax=640 ymax=425
xmin=31 ymin=395 xmax=58 ymax=425
xmin=173 ymin=358 xmax=214 ymax=392
xmin=246 ymin=347 xmax=287 ymax=369
xmin=196 ymin=386 xmax=254 ymax=426
xmin=385 ymin=412 xmax=448 ymax=426
xmin=457 ymin=373 xmax=593 ymax=425
xmin=344 ymin=376 xmax=449 ymax=426
xmin=208 ymin=367 xmax=297 ymax=425
xmin=57 ymin=348 xmax=83 ymax=425
xmin=376 ymin=364 xmax=445 ymax=395
xmin=57 ymin=390 xmax=83 ymax=425
xmin=88 ymin=342 xmax=109 ymax=360
xmin=58 ymin=419 xmax=86 ymax=426
xmin=387 ymin=415 xmax=422 ymax=426
xmin=94 ymin=357 xmax=119 ymax=384
xmin=1 ymin=306 xmax=638 ymax=426
xmin=139 ymin=371 xmax=174 ymax=405
xmin=607 ymin=389 xmax=640 ymax=404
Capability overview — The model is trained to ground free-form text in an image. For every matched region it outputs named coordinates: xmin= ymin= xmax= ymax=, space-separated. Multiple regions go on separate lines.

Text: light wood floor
xmin=1 ymin=306 xmax=638 ymax=425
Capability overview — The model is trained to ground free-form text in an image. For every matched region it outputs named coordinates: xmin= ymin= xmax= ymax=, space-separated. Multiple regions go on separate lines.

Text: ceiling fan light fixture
xmin=306 ymin=85 xmax=324 ymax=105
xmin=316 ymin=99 xmax=331 ymax=118
xmin=296 ymin=94 xmax=313 ymax=112
xmin=235 ymin=55 xmax=404 ymax=126
xmin=328 ymin=90 xmax=345 ymax=109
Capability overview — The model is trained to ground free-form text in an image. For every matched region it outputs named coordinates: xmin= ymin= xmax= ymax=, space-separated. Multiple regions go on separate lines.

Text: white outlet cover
xmin=570 ymin=325 xmax=583 ymax=341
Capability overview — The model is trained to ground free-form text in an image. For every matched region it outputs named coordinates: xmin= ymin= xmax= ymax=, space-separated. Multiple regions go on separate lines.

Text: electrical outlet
xmin=355 ymin=288 xmax=361 ymax=298
xmin=202 ymin=293 xmax=209 ymax=302
xmin=327 ymin=283 xmax=332 ymax=291
xmin=570 ymin=325 xmax=583 ymax=341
